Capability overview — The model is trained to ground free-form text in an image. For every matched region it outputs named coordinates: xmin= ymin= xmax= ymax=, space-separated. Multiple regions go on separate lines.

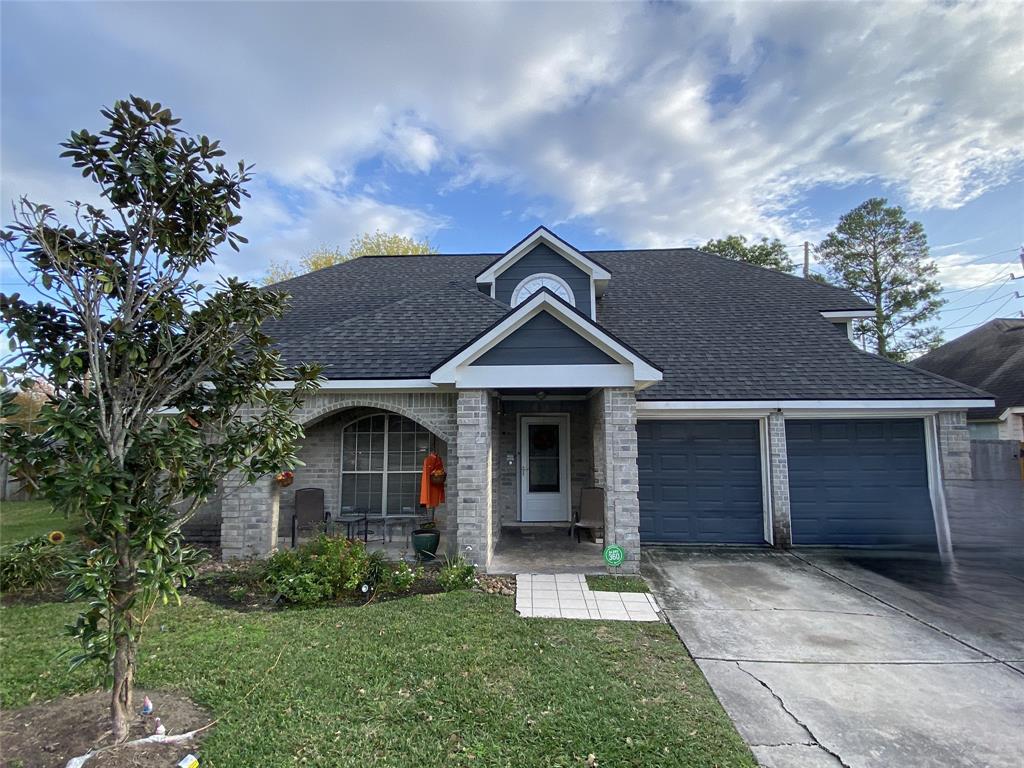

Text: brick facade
xmin=220 ymin=391 xmax=458 ymax=560
xmin=455 ymin=390 xmax=493 ymax=567
xmin=937 ymin=410 xmax=972 ymax=480
xmin=595 ymin=388 xmax=641 ymax=573
xmin=765 ymin=412 xmax=792 ymax=547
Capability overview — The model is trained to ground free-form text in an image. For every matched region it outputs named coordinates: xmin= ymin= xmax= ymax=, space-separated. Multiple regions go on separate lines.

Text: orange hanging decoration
xmin=419 ymin=451 xmax=446 ymax=508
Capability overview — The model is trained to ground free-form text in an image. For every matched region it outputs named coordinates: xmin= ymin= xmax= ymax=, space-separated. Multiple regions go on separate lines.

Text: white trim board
xmin=431 ymin=291 xmax=662 ymax=388
xmin=269 ymin=379 xmax=441 ymax=392
xmin=636 ymin=399 xmax=993 ymax=416
xmin=475 ymin=227 xmax=611 ymax=288
xmin=819 ymin=310 xmax=875 ymax=319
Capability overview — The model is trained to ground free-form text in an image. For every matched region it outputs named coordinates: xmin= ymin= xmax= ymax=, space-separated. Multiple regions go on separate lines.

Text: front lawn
xmin=0 ymin=592 xmax=755 ymax=767
xmin=0 ymin=500 xmax=83 ymax=544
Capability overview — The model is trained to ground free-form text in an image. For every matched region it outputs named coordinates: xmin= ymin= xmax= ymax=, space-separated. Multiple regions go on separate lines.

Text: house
xmin=912 ymin=318 xmax=1024 ymax=441
xmin=210 ymin=227 xmax=993 ymax=572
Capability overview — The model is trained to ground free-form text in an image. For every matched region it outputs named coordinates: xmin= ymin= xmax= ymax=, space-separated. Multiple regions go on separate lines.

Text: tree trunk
xmin=110 ymin=535 xmax=137 ymax=743
xmin=110 ymin=630 xmax=136 ymax=742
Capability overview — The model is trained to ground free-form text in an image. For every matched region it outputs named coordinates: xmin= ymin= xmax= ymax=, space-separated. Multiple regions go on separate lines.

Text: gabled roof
xmin=262 ymin=244 xmax=988 ymax=402
xmin=430 ymin=288 xmax=662 ymax=388
xmin=475 ymin=226 xmax=611 ymax=287
xmin=912 ymin=319 xmax=1024 ymax=419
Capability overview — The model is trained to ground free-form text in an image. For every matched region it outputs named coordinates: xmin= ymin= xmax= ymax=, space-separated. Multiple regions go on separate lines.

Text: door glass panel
xmin=528 ymin=423 xmax=560 ymax=493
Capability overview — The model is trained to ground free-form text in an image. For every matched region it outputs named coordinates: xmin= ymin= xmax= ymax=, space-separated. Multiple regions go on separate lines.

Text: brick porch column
xmin=937 ymin=410 xmax=972 ymax=480
xmin=220 ymin=470 xmax=280 ymax=560
xmin=455 ymin=390 xmax=494 ymax=568
xmin=600 ymin=388 xmax=641 ymax=574
xmin=766 ymin=412 xmax=792 ymax=548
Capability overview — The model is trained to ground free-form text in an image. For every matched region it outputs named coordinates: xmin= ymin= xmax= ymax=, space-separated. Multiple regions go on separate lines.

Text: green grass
xmin=586 ymin=575 xmax=651 ymax=593
xmin=0 ymin=593 xmax=755 ymax=767
xmin=0 ymin=500 xmax=83 ymax=545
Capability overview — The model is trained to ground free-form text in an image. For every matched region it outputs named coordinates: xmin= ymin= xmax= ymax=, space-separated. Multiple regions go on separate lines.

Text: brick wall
xmin=598 ymin=388 xmax=641 ymax=574
xmin=938 ymin=410 xmax=972 ymax=480
xmin=220 ymin=391 xmax=458 ymax=560
xmin=766 ymin=412 xmax=792 ymax=547
xmin=455 ymin=390 xmax=493 ymax=567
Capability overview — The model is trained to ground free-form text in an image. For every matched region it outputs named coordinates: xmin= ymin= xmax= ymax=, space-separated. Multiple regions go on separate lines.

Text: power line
xmin=944 ymin=295 xmax=1022 ymax=331
xmin=941 ymin=268 xmax=1015 ymax=294
xmin=938 ymin=290 xmax=1020 ymax=314
xmin=940 ymin=277 xmax=1013 ymax=327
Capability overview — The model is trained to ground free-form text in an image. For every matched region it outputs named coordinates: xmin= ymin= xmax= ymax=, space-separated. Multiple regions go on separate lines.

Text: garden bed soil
xmin=0 ymin=689 xmax=210 ymax=768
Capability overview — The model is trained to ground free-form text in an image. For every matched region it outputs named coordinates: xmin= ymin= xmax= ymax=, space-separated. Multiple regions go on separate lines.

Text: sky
xmin=2 ymin=0 xmax=1022 ymax=342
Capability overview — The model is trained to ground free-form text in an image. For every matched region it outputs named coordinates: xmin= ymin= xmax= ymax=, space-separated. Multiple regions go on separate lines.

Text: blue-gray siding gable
xmin=493 ymin=244 xmax=593 ymax=317
xmin=470 ymin=312 xmax=617 ymax=366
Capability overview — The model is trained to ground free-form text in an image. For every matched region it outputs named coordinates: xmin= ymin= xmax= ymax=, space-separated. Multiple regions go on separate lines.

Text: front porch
xmin=490 ymin=526 xmax=606 ymax=574
xmin=217 ymin=387 xmax=642 ymax=574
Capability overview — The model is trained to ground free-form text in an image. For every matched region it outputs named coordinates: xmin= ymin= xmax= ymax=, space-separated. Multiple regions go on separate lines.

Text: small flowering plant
xmin=275 ymin=470 xmax=295 ymax=487
xmin=47 ymin=530 xmax=66 ymax=544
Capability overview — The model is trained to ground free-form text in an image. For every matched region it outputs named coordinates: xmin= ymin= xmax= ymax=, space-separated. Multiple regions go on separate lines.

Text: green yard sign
xmin=603 ymin=544 xmax=626 ymax=568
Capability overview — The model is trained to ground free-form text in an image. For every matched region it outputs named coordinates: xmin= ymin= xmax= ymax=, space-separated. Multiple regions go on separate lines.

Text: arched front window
xmin=340 ymin=413 xmax=432 ymax=516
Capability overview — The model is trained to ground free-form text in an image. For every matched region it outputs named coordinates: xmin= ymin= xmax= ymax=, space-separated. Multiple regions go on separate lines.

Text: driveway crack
xmin=735 ymin=661 xmax=852 ymax=768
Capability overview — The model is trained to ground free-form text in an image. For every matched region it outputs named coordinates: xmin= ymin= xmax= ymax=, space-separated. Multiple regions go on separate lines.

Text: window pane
xmin=528 ymin=423 xmax=560 ymax=492
xmin=342 ymin=431 xmax=356 ymax=471
xmin=387 ymin=472 xmax=419 ymax=515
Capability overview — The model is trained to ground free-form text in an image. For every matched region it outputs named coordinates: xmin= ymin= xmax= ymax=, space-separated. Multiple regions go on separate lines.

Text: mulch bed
xmin=0 ymin=689 xmax=210 ymax=768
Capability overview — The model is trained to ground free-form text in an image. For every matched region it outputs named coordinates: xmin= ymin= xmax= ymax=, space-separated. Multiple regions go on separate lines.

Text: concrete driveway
xmin=644 ymin=547 xmax=1024 ymax=768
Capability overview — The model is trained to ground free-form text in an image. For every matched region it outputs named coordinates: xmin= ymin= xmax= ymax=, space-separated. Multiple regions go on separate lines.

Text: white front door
xmin=519 ymin=415 xmax=571 ymax=522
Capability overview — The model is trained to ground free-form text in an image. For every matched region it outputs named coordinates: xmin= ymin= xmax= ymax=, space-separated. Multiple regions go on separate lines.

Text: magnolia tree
xmin=0 ymin=97 xmax=320 ymax=741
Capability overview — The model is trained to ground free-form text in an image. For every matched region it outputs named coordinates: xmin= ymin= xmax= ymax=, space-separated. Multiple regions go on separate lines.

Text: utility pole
xmin=803 ymin=241 xmax=810 ymax=278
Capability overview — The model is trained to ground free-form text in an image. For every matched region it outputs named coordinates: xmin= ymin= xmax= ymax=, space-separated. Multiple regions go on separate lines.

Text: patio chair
xmin=292 ymin=487 xmax=325 ymax=547
xmin=570 ymin=487 xmax=605 ymax=543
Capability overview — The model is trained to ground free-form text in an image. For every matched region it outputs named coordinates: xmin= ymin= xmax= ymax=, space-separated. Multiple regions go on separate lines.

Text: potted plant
xmin=411 ymin=520 xmax=441 ymax=561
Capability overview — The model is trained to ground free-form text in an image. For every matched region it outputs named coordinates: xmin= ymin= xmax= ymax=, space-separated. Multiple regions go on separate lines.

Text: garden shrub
xmin=264 ymin=536 xmax=421 ymax=605
xmin=437 ymin=555 xmax=476 ymax=592
xmin=0 ymin=534 xmax=76 ymax=592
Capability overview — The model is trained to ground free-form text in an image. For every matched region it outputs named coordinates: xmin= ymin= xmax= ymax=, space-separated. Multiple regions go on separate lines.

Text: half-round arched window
xmin=340 ymin=413 xmax=432 ymax=515
xmin=511 ymin=273 xmax=575 ymax=307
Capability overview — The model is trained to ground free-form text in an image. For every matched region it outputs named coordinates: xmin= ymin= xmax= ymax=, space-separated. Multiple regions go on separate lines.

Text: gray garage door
xmin=786 ymin=419 xmax=937 ymax=548
xmin=638 ymin=420 xmax=765 ymax=544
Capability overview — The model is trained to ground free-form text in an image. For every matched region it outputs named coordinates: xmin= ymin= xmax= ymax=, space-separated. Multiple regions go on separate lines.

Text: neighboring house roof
xmin=263 ymin=245 xmax=987 ymax=402
xmin=911 ymin=318 xmax=1024 ymax=419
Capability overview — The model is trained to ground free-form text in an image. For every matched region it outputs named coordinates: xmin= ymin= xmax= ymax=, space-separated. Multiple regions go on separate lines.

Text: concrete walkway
xmin=515 ymin=573 xmax=660 ymax=620
xmin=645 ymin=548 xmax=1024 ymax=768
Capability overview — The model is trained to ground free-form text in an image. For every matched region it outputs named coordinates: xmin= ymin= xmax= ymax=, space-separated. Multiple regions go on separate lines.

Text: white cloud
xmin=2 ymin=0 xmax=1021 ymax=266
xmin=932 ymin=252 xmax=1020 ymax=291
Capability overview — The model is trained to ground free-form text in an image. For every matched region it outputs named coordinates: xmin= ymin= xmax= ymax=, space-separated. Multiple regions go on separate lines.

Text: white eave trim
xmin=475 ymin=227 xmax=611 ymax=286
xmin=269 ymin=379 xmax=440 ymax=391
xmin=636 ymin=398 xmax=995 ymax=417
xmin=820 ymin=310 xmax=875 ymax=320
xmin=430 ymin=291 xmax=661 ymax=387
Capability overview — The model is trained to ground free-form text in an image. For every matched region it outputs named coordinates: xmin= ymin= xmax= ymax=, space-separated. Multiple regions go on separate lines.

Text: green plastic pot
xmin=411 ymin=528 xmax=440 ymax=560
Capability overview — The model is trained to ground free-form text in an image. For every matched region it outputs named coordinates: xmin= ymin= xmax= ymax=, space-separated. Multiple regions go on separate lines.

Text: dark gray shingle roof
xmin=911 ymin=319 xmax=1024 ymax=418
xmin=263 ymin=248 xmax=986 ymax=401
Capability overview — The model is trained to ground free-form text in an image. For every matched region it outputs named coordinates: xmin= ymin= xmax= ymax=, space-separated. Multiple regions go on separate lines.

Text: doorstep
xmin=515 ymin=573 xmax=661 ymax=621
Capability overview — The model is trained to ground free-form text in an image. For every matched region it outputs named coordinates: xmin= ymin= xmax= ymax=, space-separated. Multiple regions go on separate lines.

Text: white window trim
xmin=337 ymin=413 xmax=429 ymax=519
xmin=510 ymin=272 xmax=576 ymax=308
xmin=430 ymin=291 xmax=662 ymax=388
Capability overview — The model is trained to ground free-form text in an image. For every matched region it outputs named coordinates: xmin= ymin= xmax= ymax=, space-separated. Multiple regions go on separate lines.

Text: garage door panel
xmin=638 ymin=419 xmax=765 ymax=545
xmin=786 ymin=419 xmax=936 ymax=548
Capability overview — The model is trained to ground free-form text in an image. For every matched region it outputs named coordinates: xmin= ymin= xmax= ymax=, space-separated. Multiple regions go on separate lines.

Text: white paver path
xmin=515 ymin=573 xmax=661 ymax=621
